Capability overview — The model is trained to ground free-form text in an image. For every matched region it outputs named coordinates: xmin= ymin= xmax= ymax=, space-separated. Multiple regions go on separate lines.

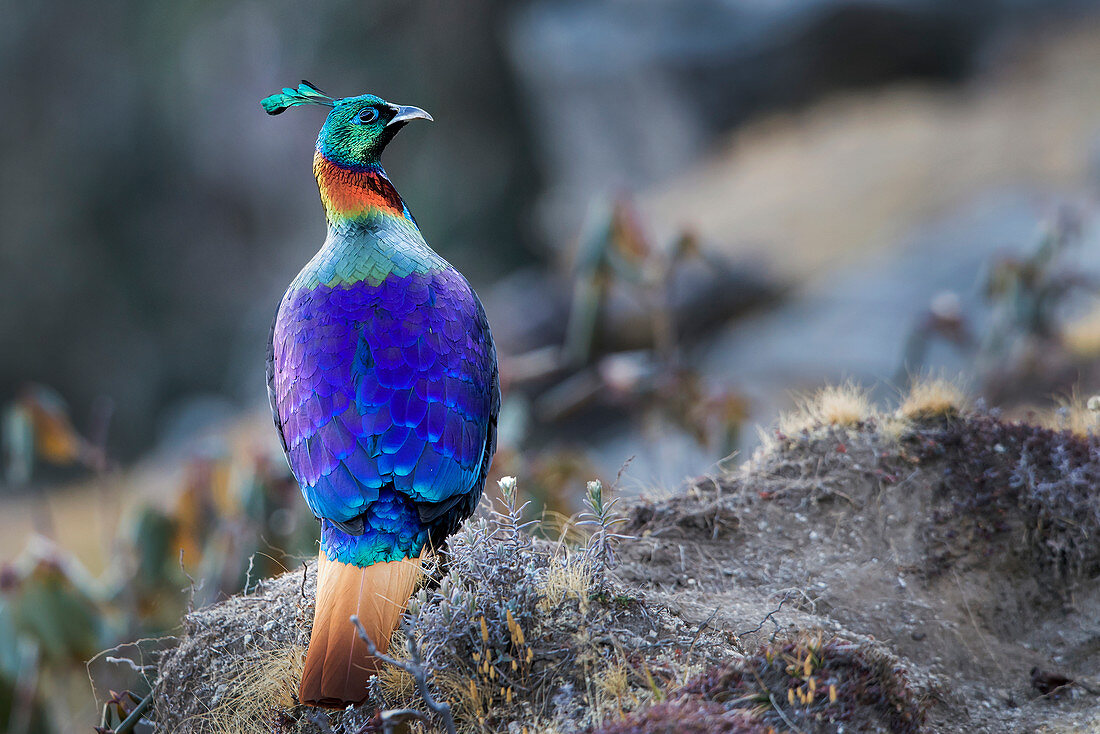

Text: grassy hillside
xmin=143 ymin=384 xmax=1100 ymax=733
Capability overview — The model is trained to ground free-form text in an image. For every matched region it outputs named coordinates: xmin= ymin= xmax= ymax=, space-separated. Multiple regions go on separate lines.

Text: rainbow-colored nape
xmin=261 ymin=80 xmax=335 ymax=115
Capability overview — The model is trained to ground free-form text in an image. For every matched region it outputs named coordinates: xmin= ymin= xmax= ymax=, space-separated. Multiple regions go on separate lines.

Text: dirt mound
xmin=153 ymin=489 xmax=743 ymax=734
xmin=152 ymin=568 xmax=314 ymax=733
xmin=151 ymin=403 xmax=1100 ymax=733
xmin=595 ymin=632 xmax=926 ymax=734
xmin=619 ymin=408 xmax=1100 ymax=732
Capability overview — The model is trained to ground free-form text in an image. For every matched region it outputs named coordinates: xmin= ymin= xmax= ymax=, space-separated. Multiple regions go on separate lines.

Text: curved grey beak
xmin=386 ymin=105 xmax=433 ymax=127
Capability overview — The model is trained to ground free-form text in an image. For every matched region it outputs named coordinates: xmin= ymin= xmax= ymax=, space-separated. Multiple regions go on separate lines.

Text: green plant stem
xmin=114 ymin=691 xmax=154 ymax=734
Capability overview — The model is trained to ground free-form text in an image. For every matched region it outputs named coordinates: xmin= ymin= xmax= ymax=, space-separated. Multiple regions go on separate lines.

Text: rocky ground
xmin=148 ymin=384 xmax=1100 ymax=733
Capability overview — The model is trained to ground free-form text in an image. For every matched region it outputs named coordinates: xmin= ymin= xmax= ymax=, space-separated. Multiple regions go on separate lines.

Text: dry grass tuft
xmin=1040 ymin=391 xmax=1100 ymax=438
xmin=671 ymin=631 xmax=926 ymax=734
xmin=539 ymin=509 xmax=589 ymax=547
xmin=180 ymin=641 xmax=304 ymax=734
xmin=897 ymin=377 xmax=967 ymax=421
xmin=539 ymin=553 xmax=593 ymax=613
xmin=595 ymin=662 xmax=635 ymax=714
xmin=777 ymin=382 xmax=873 ymax=437
xmin=433 ymin=666 xmax=495 ymax=731
xmin=376 ymin=630 xmax=416 ymax=702
xmin=877 ymin=414 xmax=913 ymax=446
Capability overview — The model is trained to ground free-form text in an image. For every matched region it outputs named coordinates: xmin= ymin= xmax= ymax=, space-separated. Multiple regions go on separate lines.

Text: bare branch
xmin=736 ymin=593 xmax=791 ymax=641
xmin=104 ymin=657 xmax=156 ymax=674
xmin=178 ymin=549 xmax=203 ymax=614
xmin=689 ymin=607 xmax=720 ymax=653
xmin=350 ymin=616 xmax=457 ymax=734
xmin=381 ymin=708 xmax=429 ymax=733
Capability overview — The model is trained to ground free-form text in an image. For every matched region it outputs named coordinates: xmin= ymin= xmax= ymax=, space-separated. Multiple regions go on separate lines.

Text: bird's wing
xmin=266 ymin=309 xmax=290 ymax=457
xmin=271 ymin=267 xmax=498 ymax=532
xmin=414 ymin=291 xmax=499 ymax=533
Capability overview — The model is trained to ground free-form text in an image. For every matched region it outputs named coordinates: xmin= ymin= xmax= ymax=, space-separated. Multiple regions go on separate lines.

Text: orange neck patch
xmin=314 ymin=151 xmax=408 ymax=223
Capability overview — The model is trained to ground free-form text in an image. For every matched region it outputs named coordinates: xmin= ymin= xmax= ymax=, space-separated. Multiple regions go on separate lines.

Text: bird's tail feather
xmin=299 ymin=552 xmax=422 ymax=707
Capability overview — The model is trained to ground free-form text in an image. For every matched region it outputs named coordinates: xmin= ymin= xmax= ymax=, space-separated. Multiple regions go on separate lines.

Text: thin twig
xmin=178 ymin=549 xmax=203 ymax=613
xmin=736 ymin=594 xmax=791 ymax=640
xmin=243 ymin=553 xmax=256 ymax=595
xmin=614 ymin=456 xmax=636 ymax=488
xmin=104 ymin=657 xmax=156 ymax=674
xmin=350 ymin=616 xmax=458 ymax=734
xmin=767 ymin=691 xmax=806 ymax=734
xmin=381 ymin=708 xmax=430 ymax=733
xmin=689 ymin=607 xmax=720 ymax=653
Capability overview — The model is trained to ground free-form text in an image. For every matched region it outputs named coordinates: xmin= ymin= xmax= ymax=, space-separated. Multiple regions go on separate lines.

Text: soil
xmin=153 ymin=411 xmax=1100 ymax=732
xmin=615 ymin=413 xmax=1100 ymax=733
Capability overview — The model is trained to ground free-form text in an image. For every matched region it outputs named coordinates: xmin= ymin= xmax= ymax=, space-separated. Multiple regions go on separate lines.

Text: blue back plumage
xmin=268 ymin=182 xmax=499 ymax=567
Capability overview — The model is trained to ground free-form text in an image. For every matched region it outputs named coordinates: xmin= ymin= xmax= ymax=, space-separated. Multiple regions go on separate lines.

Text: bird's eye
xmin=356 ymin=107 xmax=379 ymax=124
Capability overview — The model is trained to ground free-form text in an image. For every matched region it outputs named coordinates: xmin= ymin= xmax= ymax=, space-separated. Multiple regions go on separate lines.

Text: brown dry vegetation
xmin=149 ymin=386 xmax=1100 ymax=733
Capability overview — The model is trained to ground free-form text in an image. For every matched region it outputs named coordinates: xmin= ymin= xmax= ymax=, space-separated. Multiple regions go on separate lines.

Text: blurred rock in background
xmin=0 ymin=0 xmax=536 ymax=460
xmin=4 ymin=0 xmax=1099 ymax=467
xmin=6 ymin=2 xmax=1100 ymax=729
xmin=508 ymin=0 xmax=1100 ymax=244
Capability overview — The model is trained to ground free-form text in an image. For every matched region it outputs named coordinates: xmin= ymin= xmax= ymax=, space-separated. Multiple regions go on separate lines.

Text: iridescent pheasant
xmin=262 ymin=82 xmax=499 ymax=707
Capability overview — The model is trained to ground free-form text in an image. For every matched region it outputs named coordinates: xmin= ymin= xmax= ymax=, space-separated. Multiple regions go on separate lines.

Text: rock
xmin=150 ymin=406 xmax=1100 ymax=732
xmin=697 ymin=190 xmax=1100 ymax=447
xmin=506 ymin=0 xmax=1100 ymax=244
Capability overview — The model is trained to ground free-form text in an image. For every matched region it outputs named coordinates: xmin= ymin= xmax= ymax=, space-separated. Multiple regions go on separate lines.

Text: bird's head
xmin=262 ymin=81 xmax=432 ymax=167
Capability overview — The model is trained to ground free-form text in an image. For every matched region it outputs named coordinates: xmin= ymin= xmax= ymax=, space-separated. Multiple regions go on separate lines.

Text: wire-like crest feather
xmin=261 ymin=80 xmax=335 ymax=115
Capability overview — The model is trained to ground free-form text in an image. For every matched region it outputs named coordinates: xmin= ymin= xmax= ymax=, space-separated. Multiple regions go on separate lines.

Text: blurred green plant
xmin=2 ymin=384 xmax=110 ymax=486
xmin=94 ymin=689 xmax=153 ymax=734
xmin=0 ymin=566 xmax=51 ymax=734
xmin=0 ymin=434 xmax=318 ymax=733
xmin=500 ymin=197 xmax=751 ymax=518
xmin=0 ymin=543 xmax=108 ymax=734
xmin=980 ymin=210 xmax=1092 ymax=354
xmin=900 ymin=209 xmax=1100 ymax=402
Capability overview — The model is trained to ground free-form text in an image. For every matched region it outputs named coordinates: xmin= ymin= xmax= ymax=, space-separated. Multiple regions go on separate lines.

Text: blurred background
xmin=4 ymin=0 xmax=1100 ymax=730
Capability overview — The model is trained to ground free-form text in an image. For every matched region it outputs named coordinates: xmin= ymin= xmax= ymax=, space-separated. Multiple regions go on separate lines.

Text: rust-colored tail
xmin=299 ymin=553 xmax=422 ymax=707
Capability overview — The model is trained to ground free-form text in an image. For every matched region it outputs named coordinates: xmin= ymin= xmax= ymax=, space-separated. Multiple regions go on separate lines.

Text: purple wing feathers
xmin=269 ymin=268 xmax=498 ymax=526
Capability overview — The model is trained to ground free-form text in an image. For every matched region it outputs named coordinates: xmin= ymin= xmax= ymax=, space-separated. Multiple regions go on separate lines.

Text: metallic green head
xmin=262 ymin=81 xmax=432 ymax=168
